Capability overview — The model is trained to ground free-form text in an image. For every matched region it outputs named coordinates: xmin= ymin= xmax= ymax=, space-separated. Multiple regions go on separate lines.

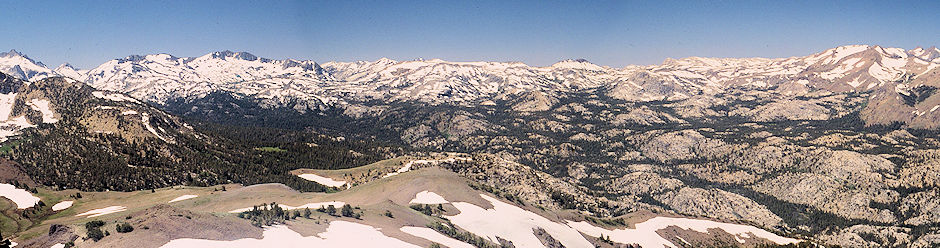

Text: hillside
xmin=0 ymin=46 xmax=939 ymax=247
xmin=0 ymin=72 xmax=398 ymax=192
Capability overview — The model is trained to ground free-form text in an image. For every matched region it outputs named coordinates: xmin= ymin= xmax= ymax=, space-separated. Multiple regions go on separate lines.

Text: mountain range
xmin=2 ymin=46 xmax=940 ymax=247
xmin=3 ymin=45 xmax=940 ymax=128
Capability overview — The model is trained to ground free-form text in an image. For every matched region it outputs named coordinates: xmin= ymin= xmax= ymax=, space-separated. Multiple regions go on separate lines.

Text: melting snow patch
xmin=0 ymin=93 xmax=16 ymax=121
xmin=50 ymin=243 xmax=65 ymax=248
xmin=160 ymin=221 xmax=420 ymax=248
xmin=76 ymin=206 xmax=127 ymax=218
xmin=447 ymin=194 xmax=593 ymax=248
xmin=297 ymin=173 xmax=346 ymax=188
xmin=140 ymin=113 xmax=169 ymax=142
xmin=401 ymin=226 xmax=475 ymax=248
xmin=169 ymin=195 xmax=199 ymax=203
xmin=384 ymin=157 xmax=472 ymax=178
xmin=228 ymin=201 xmax=346 ymax=213
xmin=0 ymin=183 xmax=40 ymax=209
xmin=409 ymin=191 xmax=448 ymax=204
xmin=51 ymin=201 xmax=74 ymax=211
xmin=93 ymin=91 xmax=140 ymax=103
xmin=566 ymin=216 xmax=800 ymax=248
xmin=26 ymin=99 xmax=57 ymax=123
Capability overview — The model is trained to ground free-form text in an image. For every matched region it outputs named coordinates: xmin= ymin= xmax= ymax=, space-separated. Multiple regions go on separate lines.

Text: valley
xmin=0 ymin=45 xmax=938 ymax=247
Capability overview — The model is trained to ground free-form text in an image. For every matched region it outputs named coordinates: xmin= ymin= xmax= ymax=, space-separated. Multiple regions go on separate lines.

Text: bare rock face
xmin=510 ymin=91 xmax=558 ymax=112
xmin=655 ymin=187 xmax=785 ymax=228
xmin=611 ymin=106 xmax=686 ymax=126
xmin=818 ymin=225 xmax=913 ymax=248
xmin=911 ymin=234 xmax=940 ymax=248
xmin=900 ymin=190 xmax=940 ymax=226
xmin=745 ymin=99 xmax=830 ymax=122
xmin=899 ymin=149 xmax=940 ymax=188
xmin=639 ymin=130 xmax=725 ymax=163
xmin=603 ymin=172 xmax=683 ymax=196
xmin=755 ymin=172 xmax=897 ymax=223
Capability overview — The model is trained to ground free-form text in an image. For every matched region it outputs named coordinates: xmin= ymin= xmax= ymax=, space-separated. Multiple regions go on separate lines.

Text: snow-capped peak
xmin=55 ymin=63 xmax=76 ymax=71
xmin=551 ymin=59 xmax=604 ymax=71
xmin=54 ymin=63 xmax=86 ymax=80
xmin=0 ymin=50 xmax=56 ymax=81
xmin=205 ymin=50 xmax=265 ymax=62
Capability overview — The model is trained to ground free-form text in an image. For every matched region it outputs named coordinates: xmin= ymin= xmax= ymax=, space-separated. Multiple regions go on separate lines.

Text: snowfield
xmin=409 ymin=191 xmax=448 ymax=204
xmin=401 ymin=226 xmax=474 ymax=248
xmin=0 ymin=183 xmax=40 ymax=209
xmin=51 ymin=200 xmax=74 ymax=211
xmin=92 ymin=91 xmax=141 ymax=103
xmin=228 ymin=201 xmax=346 ymax=213
xmin=160 ymin=221 xmax=420 ymax=248
xmin=76 ymin=206 xmax=127 ymax=218
xmin=567 ymin=217 xmax=800 ymax=248
xmin=168 ymin=195 xmax=199 ymax=203
xmin=26 ymin=99 xmax=58 ymax=123
xmin=296 ymin=173 xmax=346 ymax=188
xmin=447 ymin=194 xmax=594 ymax=248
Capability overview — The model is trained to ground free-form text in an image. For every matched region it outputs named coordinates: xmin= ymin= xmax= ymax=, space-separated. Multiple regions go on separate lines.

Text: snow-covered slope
xmin=0 ymin=71 xmax=190 ymax=143
xmin=0 ymin=50 xmax=57 ymax=82
xmin=3 ymin=45 xmax=940 ymax=126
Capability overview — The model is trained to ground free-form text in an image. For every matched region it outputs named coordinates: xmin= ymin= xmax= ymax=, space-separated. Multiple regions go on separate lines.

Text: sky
xmin=1 ymin=0 xmax=938 ymax=69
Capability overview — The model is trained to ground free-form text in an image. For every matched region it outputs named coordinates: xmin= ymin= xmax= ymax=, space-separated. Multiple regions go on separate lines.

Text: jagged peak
xmin=279 ymin=59 xmax=321 ymax=71
xmin=1 ymin=49 xmax=26 ymax=58
xmin=375 ymin=57 xmax=397 ymax=65
xmin=208 ymin=50 xmax=262 ymax=61
xmin=55 ymin=63 xmax=77 ymax=70
xmin=551 ymin=59 xmax=603 ymax=70
xmin=0 ymin=49 xmax=46 ymax=67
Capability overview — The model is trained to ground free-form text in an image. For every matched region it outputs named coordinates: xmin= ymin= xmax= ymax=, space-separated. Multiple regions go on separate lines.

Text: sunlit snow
xmin=0 ymin=183 xmax=40 ymax=209
xmin=160 ymin=221 xmax=420 ymax=248
xmin=168 ymin=195 xmax=198 ymax=203
xmin=51 ymin=200 xmax=74 ymax=211
xmin=296 ymin=173 xmax=346 ymax=188
xmin=409 ymin=191 xmax=448 ymax=205
xmin=401 ymin=226 xmax=474 ymax=248
xmin=76 ymin=206 xmax=127 ymax=218
xmin=567 ymin=217 xmax=800 ymax=248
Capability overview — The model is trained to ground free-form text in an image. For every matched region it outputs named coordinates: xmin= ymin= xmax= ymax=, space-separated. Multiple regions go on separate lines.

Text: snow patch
xmin=0 ymin=93 xmax=16 ymax=121
xmin=169 ymin=195 xmax=199 ymax=203
xmin=52 ymin=201 xmax=74 ymax=211
xmin=447 ymin=194 xmax=593 ymax=248
xmin=228 ymin=201 xmax=346 ymax=213
xmin=409 ymin=191 xmax=448 ymax=204
xmin=401 ymin=226 xmax=474 ymax=248
xmin=384 ymin=157 xmax=472 ymax=178
xmin=160 ymin=221 xmax=420 ymax=248
xmin=76 ymin=206 xmax=127 ymax=218
xmin=140 ymin=113 xmax=169 ymax=142
xmin=26 ymin=99 xmax=57 ymax=123
xmin=0 ymin=183 xmax=40 ymax=209
xmin=92 ymin=91 xmax=140 ymax=103
xmin=297 ymin=173 xmax=346 ymax=188
xmin=567 ymin=216 xmax=800 ymax=248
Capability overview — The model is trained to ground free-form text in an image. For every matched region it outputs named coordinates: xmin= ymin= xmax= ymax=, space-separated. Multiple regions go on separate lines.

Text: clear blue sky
xmin=2 ymin=0 xmax=938 ymax=69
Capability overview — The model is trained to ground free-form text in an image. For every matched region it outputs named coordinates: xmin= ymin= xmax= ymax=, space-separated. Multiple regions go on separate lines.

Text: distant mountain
xmin=0 ymin=71 xmax=393 ymax=192
xmin=0 ymin=50 xmax=56 ymax=82
xmin=2 ymin=45 xmax=940 ymax=127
